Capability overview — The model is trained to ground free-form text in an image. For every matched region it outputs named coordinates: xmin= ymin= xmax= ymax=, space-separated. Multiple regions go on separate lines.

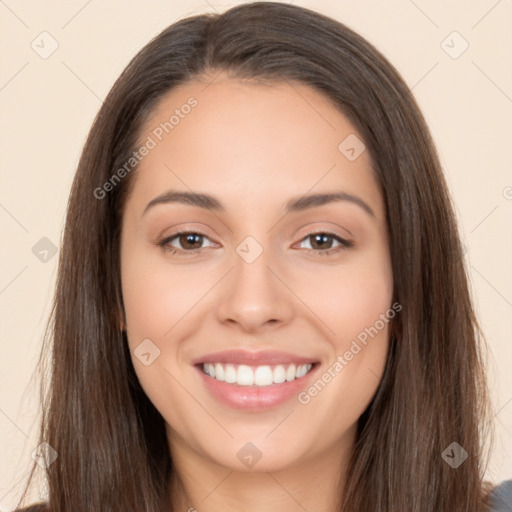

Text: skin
xmin=120 ymin=74 xmax=393 ymax=512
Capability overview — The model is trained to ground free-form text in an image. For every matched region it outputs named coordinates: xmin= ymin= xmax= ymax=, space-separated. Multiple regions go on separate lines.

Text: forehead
xmin=127 ymin=76 xmax=384 ymax=218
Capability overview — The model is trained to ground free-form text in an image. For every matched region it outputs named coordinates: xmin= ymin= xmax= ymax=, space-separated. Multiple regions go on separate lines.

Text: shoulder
xmin=488 ymin=479 xmax=512 ymax=511
xmin=13 ymin=503 xmax=48 ymax=512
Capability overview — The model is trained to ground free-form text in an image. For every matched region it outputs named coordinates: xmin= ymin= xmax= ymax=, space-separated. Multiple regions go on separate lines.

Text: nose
xmin=215 ymin=240 xmax=295 ymax=334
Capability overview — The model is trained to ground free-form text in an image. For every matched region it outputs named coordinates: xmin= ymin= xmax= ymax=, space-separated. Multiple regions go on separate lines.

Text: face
xmin=120 ymin=75 xmax=393 ymax=474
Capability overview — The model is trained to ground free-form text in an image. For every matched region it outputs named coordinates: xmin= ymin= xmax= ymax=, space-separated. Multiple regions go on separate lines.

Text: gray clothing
xmin=489 ymin=479 xmax=512 ymax=511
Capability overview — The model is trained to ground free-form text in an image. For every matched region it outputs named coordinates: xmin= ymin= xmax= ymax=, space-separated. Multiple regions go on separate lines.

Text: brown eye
xmin=309 ymin=233 xmax=336 ymax=250
xmin=158 ymin=231 xmax=216 ymax=254
xmin=297 ymin=232 xmax=353 ymax=255
xmin=176 ymin=233 xmax=204 ymax=250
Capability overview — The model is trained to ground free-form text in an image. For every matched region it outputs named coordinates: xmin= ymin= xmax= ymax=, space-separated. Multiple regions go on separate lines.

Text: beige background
xmin=1 ymin=0 xmax=511 ymax=508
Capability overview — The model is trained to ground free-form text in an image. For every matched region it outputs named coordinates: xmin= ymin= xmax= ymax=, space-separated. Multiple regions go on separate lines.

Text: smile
xmin=201 ymin=362 xmax=314 ymax=387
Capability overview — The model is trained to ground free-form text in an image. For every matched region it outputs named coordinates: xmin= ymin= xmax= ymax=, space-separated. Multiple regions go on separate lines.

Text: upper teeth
xmin=202 ymin=363 xmax=313 ymax=387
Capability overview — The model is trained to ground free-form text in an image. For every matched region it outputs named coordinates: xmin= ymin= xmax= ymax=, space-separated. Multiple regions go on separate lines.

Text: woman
xmin=14 ymin=2 xmax=511 ymax=511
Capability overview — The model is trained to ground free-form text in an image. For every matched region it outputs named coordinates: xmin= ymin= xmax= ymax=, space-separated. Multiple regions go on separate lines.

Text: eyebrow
xmin=142 ymin=190 xmax=375 ymax=217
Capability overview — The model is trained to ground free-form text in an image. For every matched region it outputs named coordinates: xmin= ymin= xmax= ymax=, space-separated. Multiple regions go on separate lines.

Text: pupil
xmin=182 ymin=234 xmax=201 ymax=249
xmin=313 ymin=234 xmax=331 ymax=249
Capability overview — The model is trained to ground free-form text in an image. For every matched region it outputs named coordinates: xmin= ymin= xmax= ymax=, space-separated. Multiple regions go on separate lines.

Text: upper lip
xmin=192 ymin=350 xmax=319 ymax=366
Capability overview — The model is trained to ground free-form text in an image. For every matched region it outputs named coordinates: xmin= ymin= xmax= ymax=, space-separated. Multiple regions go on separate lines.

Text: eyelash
xmin=157 ymin=230 xmax=353 ymax=257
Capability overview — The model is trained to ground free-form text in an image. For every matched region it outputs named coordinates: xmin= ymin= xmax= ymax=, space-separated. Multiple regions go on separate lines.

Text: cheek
xmin=121 ymin=246 xmax=201 ymax=343
xmin=302 ymin=255 xmax=393 ymax=347
xmin=120 ymin=245 xmax=213 ymax=406
xmin=297 ymin=266 xmax=393 ymax=427
xmin=120 ymin=249 xmax=198 ymax=423
xmin=299 ymin=251 xmax=394 ymax=415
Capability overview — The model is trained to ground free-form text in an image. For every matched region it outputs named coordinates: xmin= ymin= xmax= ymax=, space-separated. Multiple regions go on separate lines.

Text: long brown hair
xmin=17 ymin=2 xmax=495 ymax=511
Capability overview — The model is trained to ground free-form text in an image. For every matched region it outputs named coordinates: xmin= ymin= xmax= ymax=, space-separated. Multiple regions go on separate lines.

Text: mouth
xmin=192 ymin=350 xmax=320 ymax=411
xmin=197 ymin=362 xmax=316 ymax=387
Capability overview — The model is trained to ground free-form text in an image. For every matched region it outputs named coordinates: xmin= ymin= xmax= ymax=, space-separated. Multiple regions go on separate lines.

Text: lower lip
xmin=195 ymin=364 xmax=319 ymax=411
